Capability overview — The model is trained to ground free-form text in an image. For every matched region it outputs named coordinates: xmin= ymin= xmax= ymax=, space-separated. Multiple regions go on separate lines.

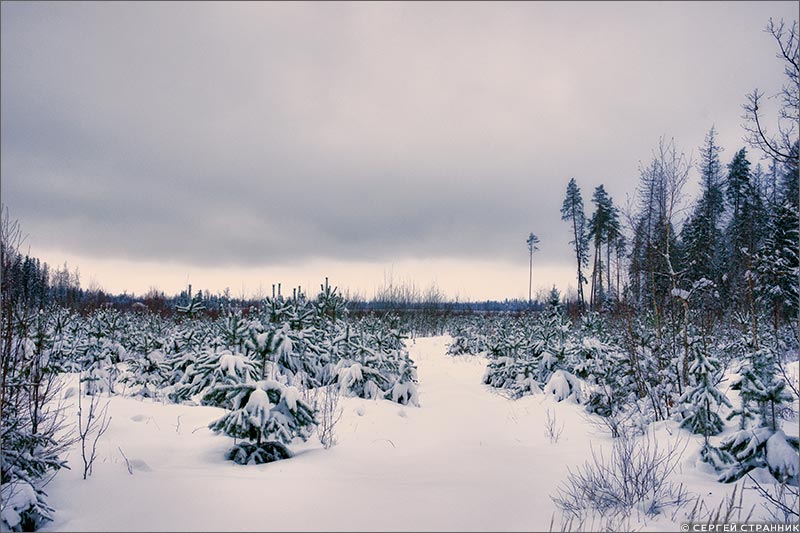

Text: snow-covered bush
xmin=446 ymin=317 xmax=486 ymax=356
xmin=337 ymin=362 xmax=387 ymax=400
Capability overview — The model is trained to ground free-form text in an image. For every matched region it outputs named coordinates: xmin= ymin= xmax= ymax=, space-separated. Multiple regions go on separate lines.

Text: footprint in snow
xmin=129 ymin=459 xmax=153 ymax=472
xmin=130 ymin=414 xmax=146 ymax=422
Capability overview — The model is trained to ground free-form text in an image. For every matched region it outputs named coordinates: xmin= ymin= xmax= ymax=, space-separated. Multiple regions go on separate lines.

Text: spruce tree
xmin=679 ymin=128 xmax=725 ymax=304
xmin=754 ymin=159 xmax=799 ymax=329
xmin=720 ymin=332 xmax=798 ymax=484
xmin=678 ymin=339 xmax=731 ymax=439
xmin=722 ymin=148 xmax=754 ymax=309
xmin=203 ymin=380 xmax=317 ymax=464
xmin=176 ymin=288 xmax=205 ymax=319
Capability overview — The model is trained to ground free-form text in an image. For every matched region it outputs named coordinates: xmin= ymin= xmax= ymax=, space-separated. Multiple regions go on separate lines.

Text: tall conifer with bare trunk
xmin=526 ymin=233 xmax=539 ymax=306
xmin=561 ymin=179 xmax=589 ymax=310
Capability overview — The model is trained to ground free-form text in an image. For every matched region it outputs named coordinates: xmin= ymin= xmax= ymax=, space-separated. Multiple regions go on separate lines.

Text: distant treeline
xmin=0 ymin=236 xmax=550 ymax=319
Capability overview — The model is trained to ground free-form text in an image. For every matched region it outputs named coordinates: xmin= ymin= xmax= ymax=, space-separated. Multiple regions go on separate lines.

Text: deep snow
xmin=45 ymin=336 xmax=795 ymax=532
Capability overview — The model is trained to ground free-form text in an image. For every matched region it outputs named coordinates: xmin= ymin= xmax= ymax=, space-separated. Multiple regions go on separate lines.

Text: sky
xmin=1 ymin=1 xmax=796 ymax=301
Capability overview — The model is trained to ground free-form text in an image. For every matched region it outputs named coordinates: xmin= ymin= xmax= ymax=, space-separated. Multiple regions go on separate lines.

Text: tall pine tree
xmin=561 ymin=179 xmax=589 ymax=309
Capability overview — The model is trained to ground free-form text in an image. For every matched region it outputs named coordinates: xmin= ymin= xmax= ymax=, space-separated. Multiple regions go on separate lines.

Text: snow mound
xmin=766 ymin=430 xmax=799 ymax=481
xmin=543 ymin=370 xmax=585 ymax=403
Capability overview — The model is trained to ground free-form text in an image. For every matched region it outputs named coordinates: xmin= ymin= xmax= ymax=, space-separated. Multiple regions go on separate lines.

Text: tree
xmin=678 ymin=340 xmax=731 ymax=440
xmin=588 ymin=185 xmax=617 ymax=310
xmin=679 ymin=127 xmax=725 ymax=300
xmin=613 ymin=234 xmax=627 ymax=302
xmin=723 ymin=148 xmax=767 ymax=320
xmin=720 ymin=342 xmax=798 ymax=484
xmin=605 ymin=201 xmax=621 ymax=303
xmin=742 ymin=18 xmax=799 ymax=167
xmin=176 ymin=285 xmax=205 ymax=319
xmin=627 ymin=138 xmax=691 ymax=391
xmin=1 ymin=208 xmax=72 ymax=531
xmin=726 ymin=148 xmax=751 ymax=224
xmin=561 ymin=179 xmax=589 ymax=309
xmin=202 ymin=380 xmax=317 ymax=465
xmin=526 ymin=233 xmax=540 ymax=306
xmin=754 ymin=187 xmax=799 ymax=330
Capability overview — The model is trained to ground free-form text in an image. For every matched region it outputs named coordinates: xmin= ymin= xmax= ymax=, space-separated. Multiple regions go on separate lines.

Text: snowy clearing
xmin=46 ymin=336 xmax=788 ymax=532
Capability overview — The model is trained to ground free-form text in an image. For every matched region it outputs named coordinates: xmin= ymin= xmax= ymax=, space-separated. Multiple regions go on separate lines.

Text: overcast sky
xmin=1 ymin=1 xmax=796 ymax=300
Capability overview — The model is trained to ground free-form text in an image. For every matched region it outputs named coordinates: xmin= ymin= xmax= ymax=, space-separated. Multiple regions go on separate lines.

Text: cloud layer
xmin=2 ymin=2 xmax=795 ymax=284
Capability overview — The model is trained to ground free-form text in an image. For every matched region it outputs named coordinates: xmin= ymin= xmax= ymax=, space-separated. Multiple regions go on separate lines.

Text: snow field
xmin=46 ymin=336 xmax=791 ymax=532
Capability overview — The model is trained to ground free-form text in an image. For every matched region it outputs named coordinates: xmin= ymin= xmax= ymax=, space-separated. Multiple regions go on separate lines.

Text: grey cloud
xmin=2 ymin=1 xmax=796 ymax=272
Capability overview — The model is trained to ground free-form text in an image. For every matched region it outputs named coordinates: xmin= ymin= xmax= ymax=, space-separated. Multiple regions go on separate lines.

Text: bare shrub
xmin=314 ymin=384 xmax=342 ymax=449
xmin=684 ymin=482 xmax=754 ymax=525
xmin=548 ymin=510 xmax=635 ymax=532
xmin=117 ymin=446 xmax=133 ymax=475
xmin=583 ymin=407 xmax=645 ymax=440
xmin=545 ymin=408 xmax=564 ymax=444
xmin=746 ymin=475 xmax=799 ymax=522
xmin=552 ymin=431 xmax=690 ymax=521
xmin=77 ymin=374 xmax=111 ymax=479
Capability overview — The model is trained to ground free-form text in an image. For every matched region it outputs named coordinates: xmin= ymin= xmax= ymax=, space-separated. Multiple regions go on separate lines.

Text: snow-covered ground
xmin=46 ymin=336 xmax=791 ymax=532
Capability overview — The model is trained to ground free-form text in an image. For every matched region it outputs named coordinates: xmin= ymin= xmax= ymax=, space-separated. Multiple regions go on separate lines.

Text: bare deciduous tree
xmin=742 ymin=18 xmax=799 ymax=166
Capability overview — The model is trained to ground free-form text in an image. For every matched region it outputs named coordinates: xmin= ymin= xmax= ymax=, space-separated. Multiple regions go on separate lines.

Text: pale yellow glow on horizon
xmin=28 ymin=246 xmax=578 ymax=302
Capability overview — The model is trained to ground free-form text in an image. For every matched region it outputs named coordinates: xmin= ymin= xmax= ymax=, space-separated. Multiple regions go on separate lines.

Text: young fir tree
xmin=176 ymin=288 xmax=205 ymax=319
xmin=119 ymin=349 xmax=170 ymax=398
xmin=561 ymin=178 xmax=590 ymax=309
xmin=719 ymin=339 xmax=798 ymax=484
xmin=679 ymin=339 xmax=731 ymax=438
xmin=202 ymin=380 xmax=317 ymax=464
xmin=169 ymin=347 xmax=256 ymax=403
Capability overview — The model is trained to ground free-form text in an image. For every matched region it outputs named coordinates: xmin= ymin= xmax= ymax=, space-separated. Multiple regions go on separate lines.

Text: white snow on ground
xmin=46 ymin=336 xmax=791 ymax=532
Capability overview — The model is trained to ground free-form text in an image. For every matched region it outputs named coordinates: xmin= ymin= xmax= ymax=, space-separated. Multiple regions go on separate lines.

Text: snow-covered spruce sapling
xmin=482 ymin=324 xmax=540 ymax=399
xmin=202 ymin=380 xmax=317 ymax=464
xmin=718 ymin=427 xmax=799 ymax=485
xmin=676 ymin=336 xmax=732 ymax=470
xmin=544 ymin=370 xmax=585 ymax=404
xmin=169 ymin=347 xmax=256 ymax=403
xmin=677 ymin=338 xmax=730 ymax=435
xmin=119 ymin=349 xmax=170 ymax=398
xmin=176 ymin=288 xmax=206 ymax=319
xmin=719 ymin=346 xmax=798 ymax=484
